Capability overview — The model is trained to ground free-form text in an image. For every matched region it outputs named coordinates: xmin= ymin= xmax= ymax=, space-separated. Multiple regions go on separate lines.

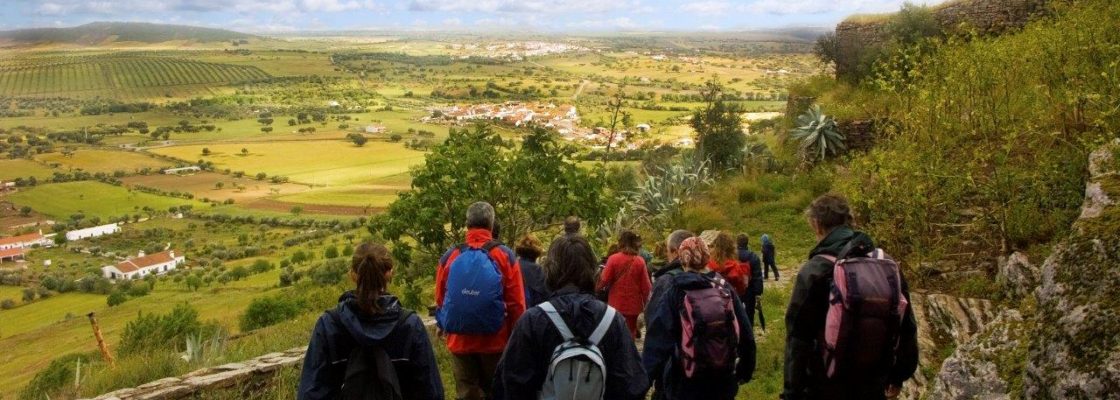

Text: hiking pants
xmin=451 ymin=352 xmax=501 ymax=400
xmin=764 ymin=260 xmax=779 ymax=280
xmin=623 ymin=313 xmax=641 ymax=339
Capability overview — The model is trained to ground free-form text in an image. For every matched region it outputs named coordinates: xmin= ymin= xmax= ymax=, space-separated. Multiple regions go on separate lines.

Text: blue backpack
xmin=437 ymin=240 xmax=506 ymax=334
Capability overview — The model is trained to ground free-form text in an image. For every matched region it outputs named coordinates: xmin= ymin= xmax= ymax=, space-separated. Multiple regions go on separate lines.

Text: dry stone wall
xmin=86 ymin=348 xmax=307 ymax=400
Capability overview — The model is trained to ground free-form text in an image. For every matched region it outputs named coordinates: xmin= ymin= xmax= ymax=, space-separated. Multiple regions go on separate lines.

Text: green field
xmin=0 ymin=159 xmax=54 ymax=181
xmin=276 ymin=185 xmax=402 ymax=208
xmin=151 ymin=140 xmax=426 ymax=186
xmin=36 ymin=149 xmax=173 ymax=174
xmin=7 ymin=181 xmax=204 ymax=220
xmin=0 ymin=52 xmax=271 ymax=99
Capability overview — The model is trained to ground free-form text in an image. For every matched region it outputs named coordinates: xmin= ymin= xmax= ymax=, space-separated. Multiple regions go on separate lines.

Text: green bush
xmin=118 ymin=303 xmax=211 ymax=356
xmin=310 ymin=258 xmax=348 ymax=285
xmin=240 ymin=294 xmax=305 ymax=331
xmin=106 ymin=291 xmax=127 ymax=307
xmin=19 ymin=353 xmax=91 ymax=400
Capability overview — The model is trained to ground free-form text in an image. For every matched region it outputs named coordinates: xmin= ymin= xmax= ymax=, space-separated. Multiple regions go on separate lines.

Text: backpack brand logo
xmin=461 ymin=289 xmax=480 ymax=296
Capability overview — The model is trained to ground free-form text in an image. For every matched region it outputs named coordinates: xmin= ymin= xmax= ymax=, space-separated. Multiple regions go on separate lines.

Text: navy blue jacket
xmin=297 ymin=292 xmax=443 ymax=400
xmin=494 ymin=285 xmax=650 ymax=400
xmin=643 ymin=271 xmax=756 ymax=400
xmin=738 ymin=247 xmax=764 ymax=297
xmin=518 ymin=256 xmax=550 ymax=308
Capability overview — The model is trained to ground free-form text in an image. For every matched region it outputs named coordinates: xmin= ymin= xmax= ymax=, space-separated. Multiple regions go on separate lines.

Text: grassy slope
xmin=35 ymin=149 xmax=174 ymax=174
xmin=0 ymin=159 xmax=54 ymax=181
xmin=6 ymin=181 xmax=205 ymax=220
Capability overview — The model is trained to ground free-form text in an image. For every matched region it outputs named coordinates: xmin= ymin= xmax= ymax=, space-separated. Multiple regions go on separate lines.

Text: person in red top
xmin=434 ymin=201 xmax=526 ymax=400
xmin=597 ymin=230 xmax=652 ymax=339
xmin=708 ymin=231 xmax=748 ymax=297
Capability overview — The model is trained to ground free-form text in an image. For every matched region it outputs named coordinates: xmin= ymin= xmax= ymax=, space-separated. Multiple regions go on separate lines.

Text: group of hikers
xmin=297 ymin=193 xmax=919 ymax=400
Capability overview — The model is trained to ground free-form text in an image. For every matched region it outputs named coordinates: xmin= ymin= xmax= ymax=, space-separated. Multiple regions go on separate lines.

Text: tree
xmin=692 ymin=80 xmax=746 ymax=173
xmin=290 ymin=206 xmax=303 ymax=216
xmin=107 ymin=291 xmax=127 ymax=306
xmin=261 ymin=127 xmax=273 ymax=133
xmin=348 ymin=133 xmax=368 ymax=147
xmin=202 ymin=148 xmax=211 ymax=156
xmin=255 ymin=172 xmax=267 ymax=180
xmin=185 ymin=275 xmax=202 ymax=291
xmin=214 ymin=182 xmax=224 ymax=190
xmin=372 ymin=125 xmax=616 ymax=278
xmin=18 ymin=206 xmax=31 ymax=217
xmin=241 ymin=148 xmax=249 ymax=156
xmin=605 ymin=86 xmax=632 ymax=154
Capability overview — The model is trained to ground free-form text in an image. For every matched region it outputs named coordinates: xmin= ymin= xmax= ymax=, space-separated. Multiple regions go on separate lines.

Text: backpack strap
xmin=588 ymin=306 xmax=617 ymax=346
xmin=539 ymin=301 xmax=575 ymax=341
xmin=480 ymin=240 xmax=501 ymax=252
xmin=324 ymin=309 xmax=350 ymax=365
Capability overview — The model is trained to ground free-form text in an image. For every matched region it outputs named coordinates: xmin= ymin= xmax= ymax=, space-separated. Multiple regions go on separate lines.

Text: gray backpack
xmin=538 ymin=301 xmax=616 ymax=400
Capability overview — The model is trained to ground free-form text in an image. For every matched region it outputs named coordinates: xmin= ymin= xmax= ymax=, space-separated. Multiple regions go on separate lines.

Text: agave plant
xmin=626 ymin=159 xmax=713 ymax=233
xmin=789 ymin=105 xmax=845 ymax=162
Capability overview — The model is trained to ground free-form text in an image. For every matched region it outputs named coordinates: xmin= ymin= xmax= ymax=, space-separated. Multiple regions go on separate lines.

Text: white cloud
xmin=408 ymin=0 xmax=640 ymax=14
xmin=679 ymin=1 xmax=731 ymax=15
xmin=739 ymin=0 xmax=947 ymax=16
xmin=566 ymin=17 xmax=638 ymax=30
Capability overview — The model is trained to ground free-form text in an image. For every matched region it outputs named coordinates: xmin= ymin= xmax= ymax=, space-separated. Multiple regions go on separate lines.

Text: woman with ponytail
xmin=298 ymin=243 xmax=444 ymax=400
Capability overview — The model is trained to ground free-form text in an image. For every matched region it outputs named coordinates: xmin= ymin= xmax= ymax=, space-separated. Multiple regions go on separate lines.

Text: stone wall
xmin=834 ymin=0 xmax=1049 ymax=78
xmin=87 ymin=347 xmax=306 ymax=400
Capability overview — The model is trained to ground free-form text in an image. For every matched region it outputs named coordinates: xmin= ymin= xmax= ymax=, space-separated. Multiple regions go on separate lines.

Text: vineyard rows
xmin=0 ymin=54 xmax=270 ymax=99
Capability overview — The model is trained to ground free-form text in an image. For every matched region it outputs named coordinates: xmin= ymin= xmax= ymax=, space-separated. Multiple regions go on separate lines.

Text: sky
xmin=0 ymin=0 xmax=947 ymax=33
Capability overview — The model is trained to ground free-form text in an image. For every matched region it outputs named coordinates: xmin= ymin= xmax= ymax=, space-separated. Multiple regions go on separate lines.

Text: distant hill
xmin=0 ymin=22 xmax=258 ymax=45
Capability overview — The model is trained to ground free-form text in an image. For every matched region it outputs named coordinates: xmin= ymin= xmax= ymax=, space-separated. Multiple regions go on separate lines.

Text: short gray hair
xmin=466 ymin=201 xmax=495 ymax=230
xmin=666 ymin=229 xmax=694 ymax=252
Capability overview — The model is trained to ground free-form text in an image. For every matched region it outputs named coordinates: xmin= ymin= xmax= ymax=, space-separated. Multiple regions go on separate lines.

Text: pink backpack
xmin=819 ymin=247 xmax=908 ymax=379
xmin=679 ymin=276 xmax=740 ymax=378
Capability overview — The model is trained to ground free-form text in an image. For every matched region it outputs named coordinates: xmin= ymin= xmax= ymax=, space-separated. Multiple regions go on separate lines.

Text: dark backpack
xmin=818 ymin=242 xmax=908 ymax=379
xmin=678 ymin=275 xmax=740 ymax=378
xmin=436 ymin=240 xmax=506 ymax=334
xmin=326 ymin=309 xmax=413 ymax=400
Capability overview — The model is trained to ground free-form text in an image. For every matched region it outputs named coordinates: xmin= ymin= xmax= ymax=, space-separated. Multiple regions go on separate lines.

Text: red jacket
xmin=709 ymin=258 xmax=748 ymax=297
xmin=596 ymin=252 xmax=651 ymax=316
xmin=435 ymin=228 xmax=526 ymax=355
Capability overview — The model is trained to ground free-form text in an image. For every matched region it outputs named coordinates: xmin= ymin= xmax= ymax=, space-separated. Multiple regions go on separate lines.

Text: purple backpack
xmin=819 ymin=245 xmax=908 ymax=379
xmin=679 ymin=276 xmax=740 ymax=378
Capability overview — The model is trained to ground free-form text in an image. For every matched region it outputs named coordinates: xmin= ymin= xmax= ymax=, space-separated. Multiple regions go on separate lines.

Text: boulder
xmin=927 ymin=311 xmax=1024 ymax=400
xmin=997 ymin=252 xmax=1038 ymax=299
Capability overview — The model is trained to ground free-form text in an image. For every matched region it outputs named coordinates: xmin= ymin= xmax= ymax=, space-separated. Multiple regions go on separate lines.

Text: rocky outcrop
xmin=902 ymin=293 xmax=1000 ymax=399
xmin=1024 ymin=139 xmax=1120 ymax=398
xmin=927 ymin=310 xmax=1024 ymax=400
xmin=997 ymin=252 xmax=1039 ymax=299
xmin=86 ymin=347 xmax=306 ymax=400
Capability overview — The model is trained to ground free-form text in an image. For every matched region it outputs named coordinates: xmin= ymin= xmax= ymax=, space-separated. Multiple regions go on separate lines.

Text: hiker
xmin=596 ymin=230 xmax=653 ymax=339
xmin=297 ymin=242 xmax=443 ymax=400
xmin=493 ymin=235 xmax=650 ymax=400
xmin=434 ymin=201 xmax=526 ymax=400
xmin=563 ymin=215 xmax=582 ymax=237
xmin=515 ymin=233 xmax=550 ymax=308
xmin=707 ymin=231 xmax=748 ymax=297
xmin=643 ymin=236 xmax=756 ymax=400
xmin=761 ymin=234 xmax=778 ymax=281
xmin=782 ymin=194 xmax=918 ymax=400
xmin=737 ymin=234 xmax=764 ymax=330
xmin=646 ymin=230 xmax=694 ymax=323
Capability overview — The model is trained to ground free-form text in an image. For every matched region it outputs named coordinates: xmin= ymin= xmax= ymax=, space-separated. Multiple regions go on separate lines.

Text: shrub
xmin=1 ymin=298 xmax=15 ymax=309
xmin=240 ymin=294 xmax=305 ymax=331
xmin=250 ymin=259 xmax=275 ymax=273
xmin=106 ymin=291 xmax=128 ymax=307
xmin=19 ymin=353 xmax=91 ymax=400
xmin=118 ymin=303 xmax=209 ymax=356
xmin=310 ymin=258 xmax=348 ymax=285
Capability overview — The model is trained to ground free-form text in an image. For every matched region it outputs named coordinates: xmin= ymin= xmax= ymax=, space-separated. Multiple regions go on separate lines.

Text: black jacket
xmin=738 ymin=247 xmax=764 ymax=297
xmin=643 ymin=271 xmax=756 ymax=400
xmin=493 ymin=285 xmax=649 ymax=399
xmin=297 ymin=292 xmax=443 ymax=400
xmin=518 ymin=256 xmax=550 ymax=307
xmin=781 ymin=227 xmax=919 ymax=400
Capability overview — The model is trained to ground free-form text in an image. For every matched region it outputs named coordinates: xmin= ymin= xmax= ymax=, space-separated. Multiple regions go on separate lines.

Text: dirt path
xmin=572 ymin=79 xmax=589 ymax=100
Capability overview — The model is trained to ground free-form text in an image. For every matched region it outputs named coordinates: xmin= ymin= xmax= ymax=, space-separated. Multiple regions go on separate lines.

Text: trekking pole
xmin=755 ymin=298 xmax=766 ymax=332
xmin=87 ymin=312 xmax=115 ymax=366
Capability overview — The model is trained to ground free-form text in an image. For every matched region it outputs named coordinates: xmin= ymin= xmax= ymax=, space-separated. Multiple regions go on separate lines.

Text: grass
xmin=0 ymin=159 xmax=54 ymax=181
xmin=275 ymin=185 xmax=402 ymax=208
xmin=35 ymin=149 xmax=174 ymax=174
xmin=6 ymin=181 xmax=206 ymax=220
xmin=150 ymin=140 xmax=426 ymax=186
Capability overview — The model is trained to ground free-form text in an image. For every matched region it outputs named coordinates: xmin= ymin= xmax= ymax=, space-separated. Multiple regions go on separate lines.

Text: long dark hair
xmin=544 ymin=235 xmax=598 ymax=293
xmin=351 ymin=242 xmax=393 ymax=314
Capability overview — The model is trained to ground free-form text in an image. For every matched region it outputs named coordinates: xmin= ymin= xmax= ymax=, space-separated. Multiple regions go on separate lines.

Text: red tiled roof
xmin=114 ymin=250 xmax=178 ymax=273
xmin=0 ymin=233 xmax=44 ymax=247
xmin=0 ymin=248 xmax=24 ymax=258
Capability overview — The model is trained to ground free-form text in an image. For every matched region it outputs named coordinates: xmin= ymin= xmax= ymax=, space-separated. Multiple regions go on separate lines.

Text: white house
xmin=163 ymin=166 xmax=201 ymax=175
xmin=636 ymin=124 xmax=651 ymax=133
xmin=101 ymin=250 xmax=185 ymax=280
xmin=0 ymin=231 xmax=52 ymax=251
xmin=364 ymin=125 xmax=387 ymax=134
xmin=66 ymin=223 xmax=121 ymax=241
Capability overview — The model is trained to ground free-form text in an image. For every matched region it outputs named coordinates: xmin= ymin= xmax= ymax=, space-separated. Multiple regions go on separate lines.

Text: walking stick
xmin=755 ymin=297 xmax=767 ymax=332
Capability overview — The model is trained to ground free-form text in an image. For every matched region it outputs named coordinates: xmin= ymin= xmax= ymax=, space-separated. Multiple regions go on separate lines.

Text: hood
xmin=670 ymin=270 xmax=722 ymax=290
xmin=808 ymin=226 xmax=875 ymax=259
xmin=761 ymin=234 xmax=772 ymax=246
xmin=333 ymin=291 xmax=406 ymax=347
xmin=653 ymin=258 xmax=683 ymax=278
